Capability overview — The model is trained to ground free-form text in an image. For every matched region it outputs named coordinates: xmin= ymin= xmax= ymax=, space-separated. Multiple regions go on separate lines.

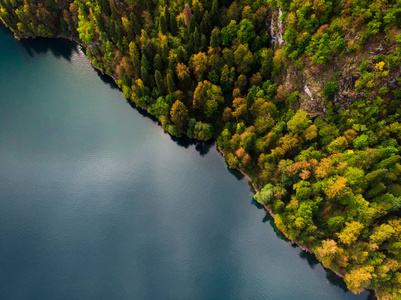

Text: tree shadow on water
xmin=250 ymin=198 xmax=289 ymax=242
xmin=94 ymin=69 xmax=119 ymax=90
xmin=298 ymin=250 xmax=319 ymax=269
xmin=324 ymin=269 xmax=349 ymax=292
xmin=227 ymin=168 xmax=245 ymax=181
xmin=19 ymin=36 xmax=79 ymax=61
xmin=170 ymin=135 xmax=214 ymax=156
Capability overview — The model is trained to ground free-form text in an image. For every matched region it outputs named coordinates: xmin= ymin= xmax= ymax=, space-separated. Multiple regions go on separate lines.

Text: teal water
xmin=0 ymin=26 xmax=371 ymax=299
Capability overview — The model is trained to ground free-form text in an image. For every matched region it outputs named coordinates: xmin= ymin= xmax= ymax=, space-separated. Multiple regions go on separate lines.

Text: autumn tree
xmin=337 ymin=221 xmax=364 ymax=246
xmin=192 ymin=52 xmax=208 ymax=79
xmin=170 ymin=100 xmax=189 ymax=129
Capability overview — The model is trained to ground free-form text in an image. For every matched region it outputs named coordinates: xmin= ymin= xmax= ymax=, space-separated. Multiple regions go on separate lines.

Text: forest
xmin=1 ymin=0 xmax=401 ymax=298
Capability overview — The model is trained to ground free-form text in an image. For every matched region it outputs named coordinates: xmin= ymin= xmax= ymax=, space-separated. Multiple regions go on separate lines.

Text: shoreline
xmin=216 ymin=149 xmax=377 ymax=294
xmin=13 ymin=31 xmax=377 ymax=300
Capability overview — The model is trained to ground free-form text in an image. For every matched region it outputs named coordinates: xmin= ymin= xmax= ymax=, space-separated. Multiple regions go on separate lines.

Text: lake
xmin=0 ymin=26 xmax=371 ymax=299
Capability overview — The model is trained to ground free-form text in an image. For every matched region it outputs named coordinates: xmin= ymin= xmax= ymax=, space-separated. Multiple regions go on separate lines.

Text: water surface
xmin=0 ymin=26 xmax=371 ymax=299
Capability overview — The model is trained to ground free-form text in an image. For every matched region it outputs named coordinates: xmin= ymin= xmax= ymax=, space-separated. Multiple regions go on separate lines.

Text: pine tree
xmin=167 ymin=72 xmax=176 ymax=94
xmin=154 ymin=70 xmax=164 ymax=95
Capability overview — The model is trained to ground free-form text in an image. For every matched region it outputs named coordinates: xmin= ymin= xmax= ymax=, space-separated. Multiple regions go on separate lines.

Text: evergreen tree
xmin=155 ymin=70 xmax=165 ymax=95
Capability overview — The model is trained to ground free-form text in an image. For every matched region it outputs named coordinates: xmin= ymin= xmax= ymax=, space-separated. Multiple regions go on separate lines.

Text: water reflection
xmin=170 ymin=135 xmax=214 ymax=156
xmin=299 ymin=250 xmax=319 ymax=269
xmin=19 ymin=36 xmax=79 ymax=61
xmin=325 ymin=269 xmax=349 ymax=292
xmin=227 ymin=168 xmax=245 ymax=181
xmin=94 ymin=68 xmax=119 ymax=90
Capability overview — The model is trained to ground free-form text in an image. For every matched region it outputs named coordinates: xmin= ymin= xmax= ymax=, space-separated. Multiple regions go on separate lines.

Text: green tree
xmin=234 ymin=44 xmax=253 ymax=74
xmin=193 ymin=121 xmax=213 ymax=140
xmin=167 ymin=72 xmax=176 ymax=94
xmin=287 ymin=110 xmax=311 ymax=134
xmin=210 ymin=27 xmax=220 ymax=49
xmin=323 ymin=81 xmax=339 ymax=100
xmin=193 ymin=80 xmax=224 ymax=118
xmin=220 ymin=64 xmax=235 ymax=92
xmin=237 ymin=19 xmax=255 ymax=44
xmin=154 ymin=70 xmax=164 ymax=95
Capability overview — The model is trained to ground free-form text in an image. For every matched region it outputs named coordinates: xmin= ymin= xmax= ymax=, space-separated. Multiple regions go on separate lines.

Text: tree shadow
xmin=94 ymin=69 xmax=119 ymax=90
xmin=19 ymin=36 xmax=79 ymax=61
xmin=169 ymin=135 xmax=214 ymax=156
xmin=227 ymin=168 xmax=245 ymax=181
xmin=226 ymin=168 xmax=255 ymax=195
xmin=250 ymin=198 xmax=289 ymax=242
xmin=324 ymin=269 xmax=349 ymax=292
xmin=298 ymin=249 xmax=319 ymax=269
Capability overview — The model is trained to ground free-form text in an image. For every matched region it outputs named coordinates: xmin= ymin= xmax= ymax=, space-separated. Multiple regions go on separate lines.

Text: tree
xmin=154 ymin=70 xmax=164 ymax=95
xmin=234 ymin=44 xmax=253 ymax=74
xmin=327 ymin=136 xmax=348 ymax=153
xmin=170 ymin=100 xmax=189 ymax=128
xmin=226 ymin=20 xmax=238 ymax=40
xmin=154 ymin=54 xmax=163 ymax=71
xmin=370 ymin=223 xmax=395 ymax=245
xmin=235 ymin=74 xmax=247 ymax=91
xmin=169 ymin=8 xmax=177 ymax=35
xmin=140 ymin=66 xmax=151 ymax=86
xmin=353 ymin=134 xmax=369 ymax=149
xmin=167 ymin=72 xmax=176 ymax=94
xmin=210 ymin=27 xmax=220 ymax=49
xmin=192 ymin=52 xmax=208 ymax=79
xmin=325 ymin=176 xmax=348 ymax=199
xmin=250 ymin=72 xmax=262 ymax=86
xmin=287 ymin=110 xmax=311 ymax=134
xmin=260 ymin=48 xmax=274 ymax=78
xmin=344 ymin=266 xmax=374 ymax=294
xmin=232 ymin=97 xmax=247 ymax=120
xmin=193 ymin=80 xmax=224 ymax=117
xmin=237 ymin=18 xmax=256 ymax=44
xmin=193 ymin=80 xmax=212 ymax=109
xmin=316 ymin=239 xmax=338 ymax=268
xmin=220 ymin=64 xmax=235 ymax=92
xmin=323 ymin=81 xmax=339 ymax=100
xmin=254 ymin=184 xmax=274 ymax=205
xmin=210 ymin=0 xmax=219 ymax=25
xmin=337 ymin=221 xmax=364 ymax=246
xmin=159 ymin=13 xmax=167 ymax=34
xmin=193 ymin=121 xmax=213 ymax=140
xmin=184 ymin=4 xmax=192 ymax=29
xmin=176 ymin=63 xmax=190 ymax=86
xmin=221 ymin=27 xmax=230 ymax=46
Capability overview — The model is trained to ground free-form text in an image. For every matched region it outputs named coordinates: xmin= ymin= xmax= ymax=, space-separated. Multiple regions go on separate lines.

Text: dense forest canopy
xmin=1 ymin=0 xmax=401 ymax=298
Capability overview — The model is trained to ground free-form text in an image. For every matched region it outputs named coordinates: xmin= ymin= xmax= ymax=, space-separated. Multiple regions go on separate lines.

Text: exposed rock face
xmin=298 ymin=68 xmax=326 ymax=117
xmin=270 ymin=7 xmax=284 ymax=46
xmin=303 ymin=84 xmax=313 ymax=100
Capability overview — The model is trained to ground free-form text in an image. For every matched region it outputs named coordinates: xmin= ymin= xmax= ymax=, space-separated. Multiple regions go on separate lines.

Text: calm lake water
xmin=0 ymin=26 xmax=371 ymax=299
